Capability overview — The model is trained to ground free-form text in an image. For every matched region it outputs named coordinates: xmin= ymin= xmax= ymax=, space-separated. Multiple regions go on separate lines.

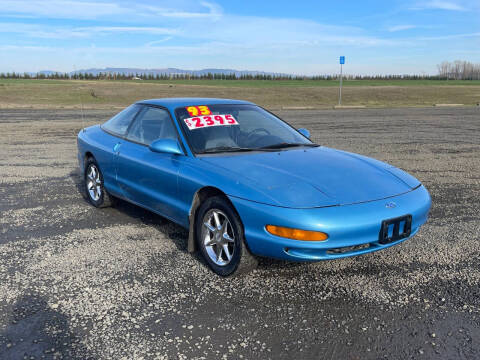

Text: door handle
xmin=113 ymin=142 xmax=121 ymax=154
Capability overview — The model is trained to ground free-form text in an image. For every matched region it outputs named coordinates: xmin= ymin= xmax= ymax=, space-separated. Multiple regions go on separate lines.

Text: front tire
xmin=196 ymin=196 xmax=257 ymax=276
xmin=84 ymin=157 xmax=114 ymax=208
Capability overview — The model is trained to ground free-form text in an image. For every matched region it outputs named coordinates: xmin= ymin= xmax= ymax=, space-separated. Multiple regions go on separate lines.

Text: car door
xmin=97 ymin=104 xmax=142 ymax=197
xmin=116 ymin=105 xmax=184 ymax=222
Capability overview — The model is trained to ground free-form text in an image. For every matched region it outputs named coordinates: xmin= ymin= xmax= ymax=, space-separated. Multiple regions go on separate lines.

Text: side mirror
xmin=149 ymin=139 xmax=183 ymax=155
xmin=298 ymin=128 xmax=310 ymax=139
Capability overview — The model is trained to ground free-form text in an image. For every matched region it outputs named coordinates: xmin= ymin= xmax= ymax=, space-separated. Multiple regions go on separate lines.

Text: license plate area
xmin=379 ymin=215 xmax=412 ymax=244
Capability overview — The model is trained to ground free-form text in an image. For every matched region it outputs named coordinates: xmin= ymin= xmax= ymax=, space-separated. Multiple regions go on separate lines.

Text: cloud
xmin=145 ymin=37 xmax=174 ymax=46
xmin=0 ymin=0 xmax=126 ymax=19
xmin=0 ymin=14 xmax=397 ymax=48
xmin=415 ymin=32 xmax=480 ymax=40
xmin=0 ymin=0 xmax=222 ymax=20
xmin=168 ymin=15 xmax=398 ymax=47
xmin=411 ymin=1 xmax=467 ymax=11
xmin=89 ymin=26 xmax=177 ymax=35
xmin=142 ymin=1 xmax=222 ymax=18
xmin=388 ymin=25 xmax=417 ymax=32
xmin=0 ymin=23 xmax=177 ymax=39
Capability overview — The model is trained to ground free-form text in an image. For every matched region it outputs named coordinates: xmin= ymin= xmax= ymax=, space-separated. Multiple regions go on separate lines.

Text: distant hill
xmin=64 ymin=67 xmax=291 ymax=77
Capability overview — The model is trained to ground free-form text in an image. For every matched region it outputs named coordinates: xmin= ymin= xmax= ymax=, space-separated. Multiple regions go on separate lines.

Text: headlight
xmin=266 ymin=225 xmax=328 ymax=241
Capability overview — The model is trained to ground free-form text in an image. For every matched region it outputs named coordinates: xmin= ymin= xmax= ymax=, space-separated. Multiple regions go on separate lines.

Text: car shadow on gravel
xmin=69 ymin=169 xmax=88 ymax=202
xmin=256 ymin=257 xmax=306 ymax=272
xmin=69 ymin=169 xmax=170 ymax=226
xmin=69 ymin=169 xmax=310 ymax=274
xmin=110 ymin=198 xmax=211 ymax=269
xmin=0 ymin=294 xmax=94 ymax=359
xmin=69 ymin=169 xmax=210 ymax=265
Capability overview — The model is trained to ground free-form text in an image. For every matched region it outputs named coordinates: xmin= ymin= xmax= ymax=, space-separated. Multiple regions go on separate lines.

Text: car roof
xmin=136 ymin=97 xmax=255 ymax=111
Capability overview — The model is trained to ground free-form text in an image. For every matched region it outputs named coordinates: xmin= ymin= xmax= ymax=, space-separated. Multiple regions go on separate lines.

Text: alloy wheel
xmin=86 ymin=164 xmax=102 ymax=201
xmin=201 ymin=209 xmax=235 ymax=266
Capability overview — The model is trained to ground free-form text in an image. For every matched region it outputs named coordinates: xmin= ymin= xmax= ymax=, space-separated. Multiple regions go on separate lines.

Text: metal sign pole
xmin=338 ymin=56 xmax=345 ymax=106
xmin=338 ymin=62 xmax=343 ymax=106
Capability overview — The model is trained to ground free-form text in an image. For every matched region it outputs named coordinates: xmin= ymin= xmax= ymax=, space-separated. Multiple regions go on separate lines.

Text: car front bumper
xmin=229 ymin=185 xmax=431 ymax=261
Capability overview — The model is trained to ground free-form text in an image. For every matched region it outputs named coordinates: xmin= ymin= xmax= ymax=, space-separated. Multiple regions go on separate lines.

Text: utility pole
xmin=338 ymin=56 xmax=345 ymax=106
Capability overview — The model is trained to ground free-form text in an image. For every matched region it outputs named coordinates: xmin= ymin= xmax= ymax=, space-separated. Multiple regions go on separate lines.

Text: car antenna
xmin=74 ymin=65 xmax=86 ymax=132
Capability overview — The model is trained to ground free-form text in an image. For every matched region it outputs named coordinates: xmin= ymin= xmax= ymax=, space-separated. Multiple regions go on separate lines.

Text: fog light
xmin=266 ymin=225 xmax=328 ymax=241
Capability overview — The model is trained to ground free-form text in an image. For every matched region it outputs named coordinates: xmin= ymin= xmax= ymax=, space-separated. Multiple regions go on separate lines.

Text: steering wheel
xmin=246 ymin=128 xmax=271 ymax=143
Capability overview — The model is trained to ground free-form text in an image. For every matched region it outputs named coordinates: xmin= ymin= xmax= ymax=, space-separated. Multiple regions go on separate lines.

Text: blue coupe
xmin=77 ymin=98 xmax=431 ymax=276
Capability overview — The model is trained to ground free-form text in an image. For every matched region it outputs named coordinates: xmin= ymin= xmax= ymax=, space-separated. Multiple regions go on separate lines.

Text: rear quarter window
xmin=101 ymin=104 xmax=141 ymax=136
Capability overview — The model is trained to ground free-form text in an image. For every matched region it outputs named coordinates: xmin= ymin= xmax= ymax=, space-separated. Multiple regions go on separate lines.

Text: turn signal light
xmin=265 ymin=225 xmax=328 ymax=241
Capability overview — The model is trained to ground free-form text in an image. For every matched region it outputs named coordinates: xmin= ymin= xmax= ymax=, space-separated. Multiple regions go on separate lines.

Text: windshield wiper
xmin=199 ymin=146 xmax=258 ymax=154
xmin=256 ymin=143 xmax=320 ymax=150
xmin=198 ymin=143 xmax=317 ymax=154
xmin=198 ymin=145 xmax=282 ymax=154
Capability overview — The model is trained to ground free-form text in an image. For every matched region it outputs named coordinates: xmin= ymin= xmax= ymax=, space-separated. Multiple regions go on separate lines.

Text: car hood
xmin=200 ymin=146 xmax=420 ymax=208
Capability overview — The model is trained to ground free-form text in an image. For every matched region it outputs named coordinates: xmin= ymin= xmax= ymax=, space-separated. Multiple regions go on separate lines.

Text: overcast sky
xmin=0 ymin=0 xmax=479 ymax=75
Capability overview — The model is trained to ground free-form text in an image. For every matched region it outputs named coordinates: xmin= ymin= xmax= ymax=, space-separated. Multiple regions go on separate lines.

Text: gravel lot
xmin=0 ymin=107 xmax=479 ymax=359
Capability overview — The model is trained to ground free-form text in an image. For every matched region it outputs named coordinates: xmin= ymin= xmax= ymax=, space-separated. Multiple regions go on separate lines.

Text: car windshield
xmin=175 ymin=104 xmax=314 ymax=154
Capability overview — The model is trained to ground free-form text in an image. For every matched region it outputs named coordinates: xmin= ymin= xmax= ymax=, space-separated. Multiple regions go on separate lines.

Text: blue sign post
xmin=338 ymin=56 xmax=345 ymax=105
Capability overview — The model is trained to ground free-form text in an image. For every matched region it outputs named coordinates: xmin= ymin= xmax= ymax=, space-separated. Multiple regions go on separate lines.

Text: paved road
xmin=0 ymin=107 xmax=479 ymax=359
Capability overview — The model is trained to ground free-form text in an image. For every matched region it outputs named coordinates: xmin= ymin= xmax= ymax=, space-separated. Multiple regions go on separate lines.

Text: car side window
xmin=126 ymin=106 xmax=178 ymax=145
xmin=102 ymin=104 xmax=141 ymax=136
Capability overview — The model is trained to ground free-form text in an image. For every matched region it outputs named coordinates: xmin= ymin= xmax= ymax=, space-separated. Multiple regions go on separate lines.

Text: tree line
xmin=436 ymin=60 xmax=480 ymax=80
xmin=0 ymin=72 xmax=309 ymax=80
xmin=0 ymin=72 xmax=453 ymax=81
xmin=1 ymin=61 xmax=479 ymax=81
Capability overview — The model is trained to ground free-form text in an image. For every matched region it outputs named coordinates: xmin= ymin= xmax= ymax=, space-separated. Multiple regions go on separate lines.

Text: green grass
xmin=0 ymin=78 xmax=478 ymax=109
xmin=1 ymin=78 xmax=480 ymax=88
xmin=0 ymin=78 xmax=72 ymax=85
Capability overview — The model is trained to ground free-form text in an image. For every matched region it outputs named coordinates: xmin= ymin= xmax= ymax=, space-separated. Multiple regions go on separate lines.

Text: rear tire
xmin=195 ymin=196 xmax=257 ymax=276
xmin=84 ymin=157 xmax=115 ymax=208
